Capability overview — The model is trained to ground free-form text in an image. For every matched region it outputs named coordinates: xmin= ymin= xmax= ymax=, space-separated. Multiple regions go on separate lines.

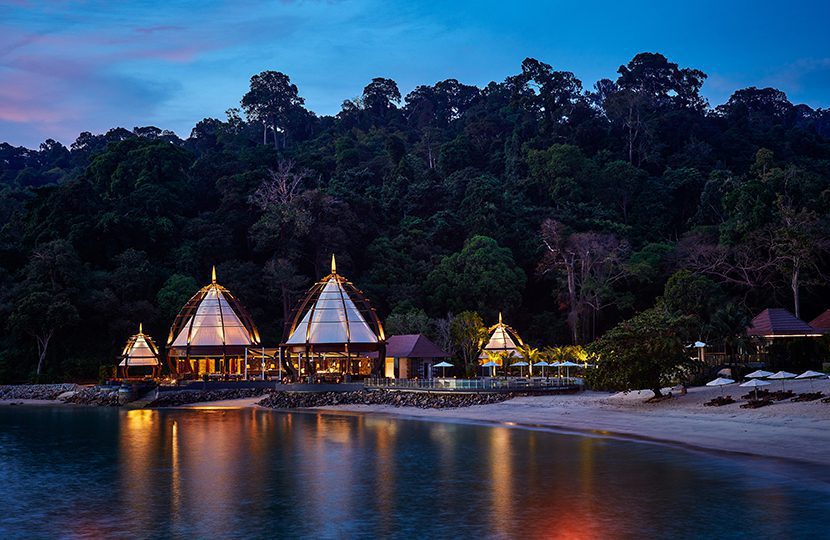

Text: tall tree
xmin=241 ymin=71 xmax=306 ymax=148
xmin=539 ymin=220 xmax=630 ymax=343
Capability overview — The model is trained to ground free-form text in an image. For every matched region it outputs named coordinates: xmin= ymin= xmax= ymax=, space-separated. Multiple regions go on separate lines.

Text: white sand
xmin=0 ymin=399 xmax=65 ymax=406
xmin=172 ymin=396 xmax=266 ymax=409
xmin=312 ymin=378 xmax=830 ymax=467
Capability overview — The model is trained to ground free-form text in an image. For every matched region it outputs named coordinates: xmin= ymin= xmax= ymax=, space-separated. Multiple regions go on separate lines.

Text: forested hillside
xmin=1 ymin=52 xmax=829 ymax=382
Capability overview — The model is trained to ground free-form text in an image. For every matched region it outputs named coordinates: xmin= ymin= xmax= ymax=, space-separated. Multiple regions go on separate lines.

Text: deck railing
xmin=364 ymin=377 xmax=582 ymax=392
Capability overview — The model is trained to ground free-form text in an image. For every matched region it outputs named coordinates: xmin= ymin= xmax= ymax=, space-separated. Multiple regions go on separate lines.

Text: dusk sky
xmin=1 ymin=0 xmax=829 ymax=149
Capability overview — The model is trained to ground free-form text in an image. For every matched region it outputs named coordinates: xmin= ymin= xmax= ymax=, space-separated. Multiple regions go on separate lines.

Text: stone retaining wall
xmin=258 ymin=389 xmax=516 ymax=409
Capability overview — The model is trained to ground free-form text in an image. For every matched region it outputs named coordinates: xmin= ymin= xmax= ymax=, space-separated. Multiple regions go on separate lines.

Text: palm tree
xmin=515 ymin=343 xmax=540 ymax=376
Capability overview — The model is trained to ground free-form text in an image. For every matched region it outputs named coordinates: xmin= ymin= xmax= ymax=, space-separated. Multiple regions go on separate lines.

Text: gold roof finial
xmin=499 ymin=312 xmax=503 ymax=324
xmin=331 ymin=254 xmax=337 ymax=274
xmin=139 ymin=322 xmax=143 ymax=333
xmin=211 ymin=265 xmax=217 ymax=283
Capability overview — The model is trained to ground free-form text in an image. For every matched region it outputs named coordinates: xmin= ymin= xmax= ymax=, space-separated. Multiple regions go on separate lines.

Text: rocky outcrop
xmin=146 ymin=388 xmax=270 ymax=407
xmin=0 ymin=384 xmax=81 ymax=400
xmin=61 ymin=387 xmax=121 ymax=407
xmin=258 ymin=389 xmax=516 ymax=409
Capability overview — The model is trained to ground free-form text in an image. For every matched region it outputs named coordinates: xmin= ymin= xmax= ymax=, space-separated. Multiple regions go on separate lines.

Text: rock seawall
xmin=61 ymin=387 xmax=121 ymax=406
xmin=147 ymin=388 xmax=270 ymax=407
xmin=0 ymin=384 xmax=81 ymax=400
xmin=258 ymin=389 xmax=516 ymax=409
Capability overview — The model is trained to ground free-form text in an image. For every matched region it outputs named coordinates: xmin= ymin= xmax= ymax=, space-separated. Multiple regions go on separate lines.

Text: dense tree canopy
xmin=1 ymin=52 xmax=829 ymax=382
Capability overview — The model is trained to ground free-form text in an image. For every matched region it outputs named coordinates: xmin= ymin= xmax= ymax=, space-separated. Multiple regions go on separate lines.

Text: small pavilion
xmin=746 ymin=308 xmax=823 ymax=339
xmin=166 ymin=267 xmax=261 ymax=377
xmin=381 ymin=334 xmax=451 ymax=379
xmin=745 ymin=308 xmax=824 ymax=365
xmin=479 ymin=312 xmax=525 ymax=367
xmin=119 ymin=323 xmax=161 ymax=378
xmin=282 ymin=255 xmax=385 ymax=379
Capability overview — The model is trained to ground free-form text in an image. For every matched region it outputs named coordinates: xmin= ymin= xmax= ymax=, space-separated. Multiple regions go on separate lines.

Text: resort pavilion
xmin=746 ymin=308 xmax=824 ymax=339
xmin=479 ymin=312 xmax=525 ymax=369
xmin=166 ymin=267 xmax=263 ymax=378
xmin=745 ymin=308 xmax=825 ymax=365
xmin=118 ymin=323 xmax=161 ymax=378
xmin=378 ymin=334 xmax=451 ymax=379
xmin=282 ymin=255 xmax=386 ymax=380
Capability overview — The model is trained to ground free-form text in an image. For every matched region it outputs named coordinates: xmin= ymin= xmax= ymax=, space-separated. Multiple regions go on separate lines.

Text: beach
xmin=306 ymin=378 xmax=830 ymax=467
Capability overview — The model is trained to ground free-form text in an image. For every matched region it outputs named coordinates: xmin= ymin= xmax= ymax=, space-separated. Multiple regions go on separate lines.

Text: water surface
xmin=0 ymin=406 xmax=827 ymax=539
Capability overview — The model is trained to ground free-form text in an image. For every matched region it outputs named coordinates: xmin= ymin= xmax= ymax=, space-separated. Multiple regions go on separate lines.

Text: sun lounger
xmin=740 ymin=398 xmax=773 ymax=409
xmin=704 ymin=395 xmax=735 ymax=407
xmin=791 ymin=392 xmax=823 ymax=402
xmin=740 ymin=389 xmax=770 ymax=400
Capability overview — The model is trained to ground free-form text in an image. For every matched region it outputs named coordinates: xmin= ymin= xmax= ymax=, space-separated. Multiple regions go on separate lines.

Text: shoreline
xmin=306 ymin=383 xmax=830 ymax=468
xmin=4 ymin=380 xmax=830 ymax=468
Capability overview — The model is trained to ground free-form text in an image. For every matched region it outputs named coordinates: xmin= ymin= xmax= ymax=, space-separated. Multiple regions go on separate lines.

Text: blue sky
xmin=1 ymin=0 xmax=829 ymax=148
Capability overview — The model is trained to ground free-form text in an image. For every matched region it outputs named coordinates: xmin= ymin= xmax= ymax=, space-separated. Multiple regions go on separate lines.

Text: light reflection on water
xmin=0 ymin=406 xmax=828 ymax=539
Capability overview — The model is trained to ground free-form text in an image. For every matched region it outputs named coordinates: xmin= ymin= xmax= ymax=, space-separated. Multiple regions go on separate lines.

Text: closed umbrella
xmin=795 ymin=370 xmax=825 ymax=392
xmin=745 ymin=369 xmax=773 ymax=379
xmin=768 ymin=371 xmax=797 ymax=392
xmin=434 ymin=361 xmax=453 ymax=378
xmin=740 ymin=378 xmax=770 ymax=400
xmin=705 ymin=377 xmax=735 ymax=396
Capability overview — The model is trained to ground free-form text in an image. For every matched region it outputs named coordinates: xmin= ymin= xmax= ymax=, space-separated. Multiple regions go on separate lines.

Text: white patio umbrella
xmin=511 ymin=361 xmax=529 ymax=377
xmin=434 ymin=361 xmax=453 ymax=378
xmin=739 ymin=378 xmax=770 ymax=400
xmin=705 ymin=377 xmax=735 ymax=396
xmin=482 ymin=360 xmax=499 ymax=377
xmin=559 ymin=360 xmax=580 ymax=381
xmin=745 ymin=369 xmax=773 ymax=379
xmin=768 ymin=371 xmax=797 ymax=392
xmin=795 ymin=370 xmax=825 ymax=392
xmin=533 ymin=360 xmax=550 ymax=378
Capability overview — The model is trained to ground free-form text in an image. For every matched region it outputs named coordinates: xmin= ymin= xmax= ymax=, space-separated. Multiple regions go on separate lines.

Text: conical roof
xmin=167 ymin=267 xmax=260 ymax=351
xmin=284 ymin=255 xmax=384 ymax=350
xmin=479 ymin=313 xmax=524 ymax=358
xmin=119 ymin=324 xmax=160 ymax=367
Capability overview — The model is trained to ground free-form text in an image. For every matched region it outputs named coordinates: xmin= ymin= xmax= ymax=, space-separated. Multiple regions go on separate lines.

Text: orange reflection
xmin=488 ymin=427 xmax=513 ymax=538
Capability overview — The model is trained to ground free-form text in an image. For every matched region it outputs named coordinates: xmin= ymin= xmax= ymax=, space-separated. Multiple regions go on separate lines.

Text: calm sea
xmin=0 ymin=406 xmax=828 ymax=539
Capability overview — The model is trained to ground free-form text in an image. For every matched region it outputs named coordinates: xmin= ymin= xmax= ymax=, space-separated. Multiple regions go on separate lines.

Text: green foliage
xmin=426 ymin=235 xmax=526 ymax=320
xmin=449 ymin=311 xmax=486 ymax=376
xmin=156 ymin=274 xmax=199 ymax=322
xmin=586 ymin=308 xmax=695 ymax=396
xmin=2 ymin=55 xmax=830 ymax=381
